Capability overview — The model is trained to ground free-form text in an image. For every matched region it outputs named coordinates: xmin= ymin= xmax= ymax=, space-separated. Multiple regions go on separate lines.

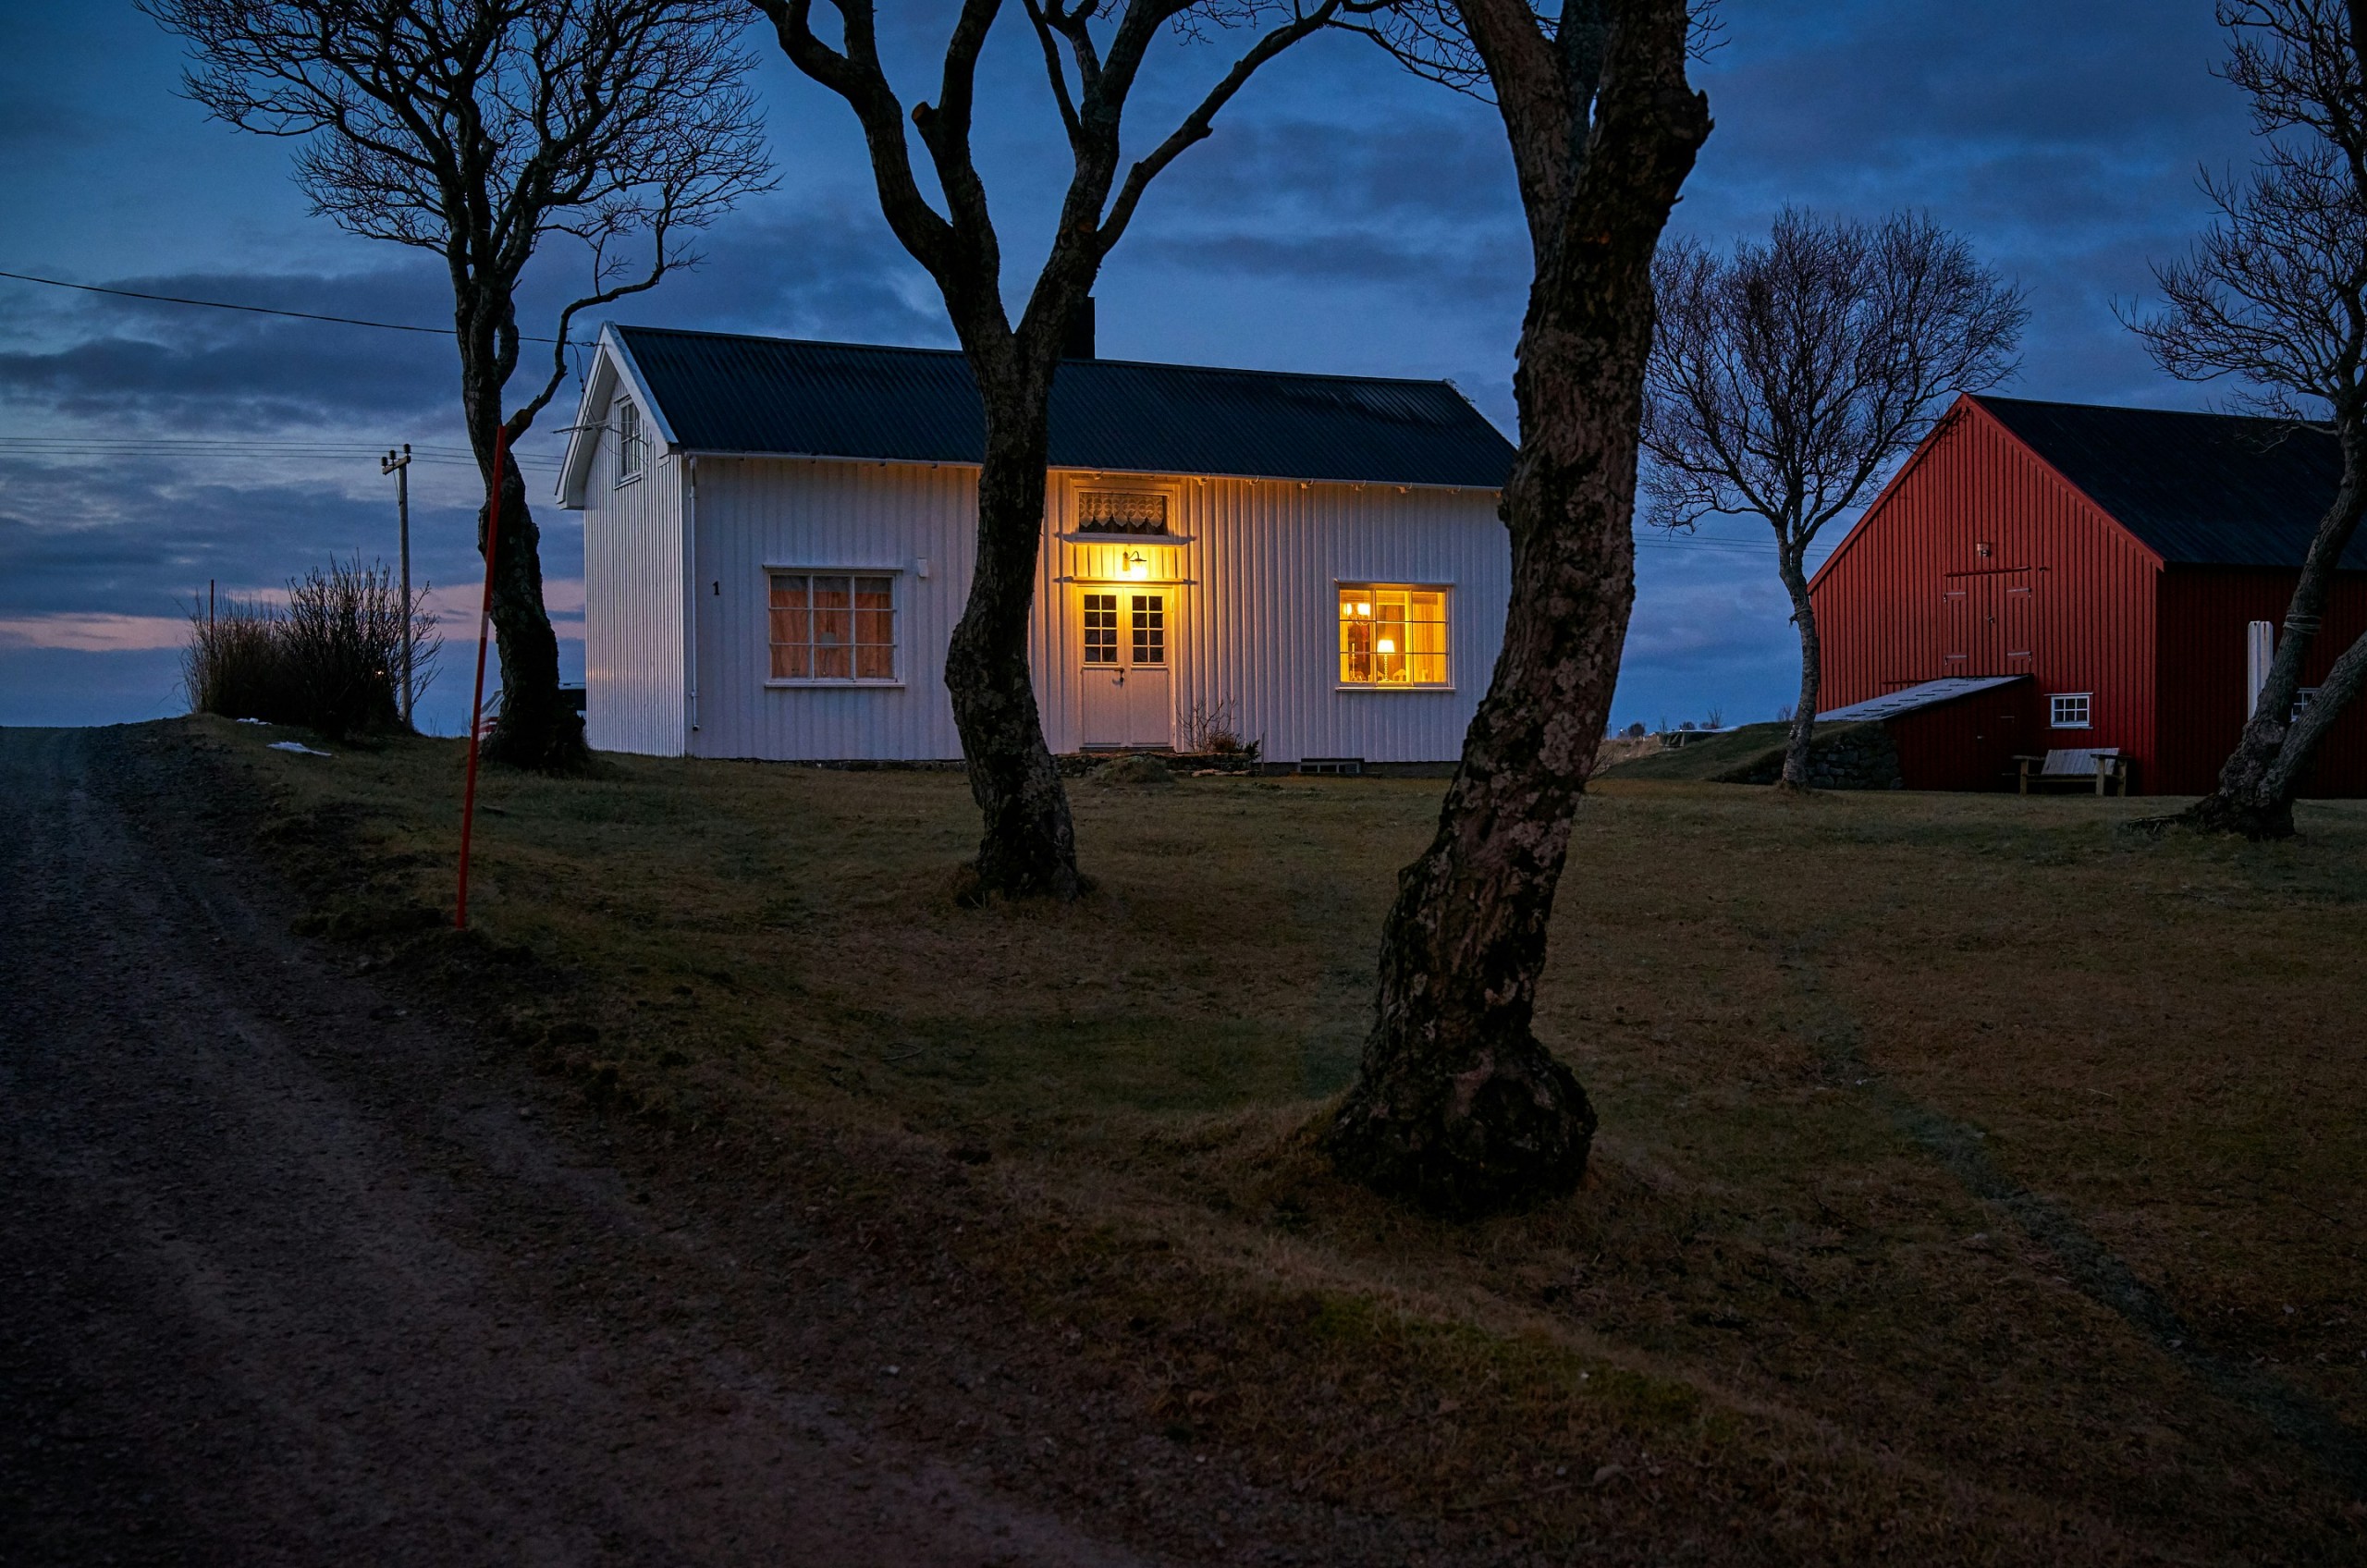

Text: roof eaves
xmin=606 ymin=326 xmax=681 ymax=448
xmin=680 ymin=449 xmax=1503 ymax=492
xmin=554 ymin=333 xmax=618 ymax=508
xmin=1807 ymin=395 xmax=1981 ymax=595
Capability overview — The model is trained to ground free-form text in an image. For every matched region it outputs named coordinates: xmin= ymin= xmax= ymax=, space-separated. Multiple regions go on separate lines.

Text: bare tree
xmin=1318 ymin=0 xmax=1709 ymax=1215
xmin=750 ymin=0 xmax=1383 ymax=900
xmin=2131 ymin=0 xmax=2367 ymax=838
xmin=147 ymin=0 xmax=772 ymax=771
xmin=1640 ymin=212 xmax=2024 ymax=791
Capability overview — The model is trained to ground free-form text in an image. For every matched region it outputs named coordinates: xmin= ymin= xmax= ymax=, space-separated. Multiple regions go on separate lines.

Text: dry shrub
xmin=185 ymin=558 xmax=436 ymax=739
xmin=184 ymin=596 xmax=292 ymax=721
xmin=1182 ymin=697 xmax=1256 ymax=756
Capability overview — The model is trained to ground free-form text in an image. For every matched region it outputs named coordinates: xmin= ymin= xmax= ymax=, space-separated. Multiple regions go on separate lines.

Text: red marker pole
xmin=456 ymin=422 xmax=508 ymax=930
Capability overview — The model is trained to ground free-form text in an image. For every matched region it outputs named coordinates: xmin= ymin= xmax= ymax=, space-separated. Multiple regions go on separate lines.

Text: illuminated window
xmin=616 ymin=399 xmax=644 ymax=484
xmin=1077 ymin=489 xmax=1168 ymax=534
xmin=1339 ymin=585 xmax=1449 ymax=687
xmin=2049 ymin=692 xmax=2091 ymax=729
xmin=1131 ymin=593 xmax=1166 ymax=666
xmin=1083 ymin=593 xmax=1119 ymax=664
xmin=768 ymin=573 xmax=896 ymax=682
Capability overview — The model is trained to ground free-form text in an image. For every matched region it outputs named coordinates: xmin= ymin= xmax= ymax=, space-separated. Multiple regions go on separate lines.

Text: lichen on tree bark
xmin=1323 ymin=0 xmax=1710 ymax=1214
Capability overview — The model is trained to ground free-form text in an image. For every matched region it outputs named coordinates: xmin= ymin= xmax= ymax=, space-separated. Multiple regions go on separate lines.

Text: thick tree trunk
xmin=1778 ymin=551 xmax=1821 ymax=791
xmin=1323 ymin=0 xmax=1709 ymax=1214
xmin=944 ymin=391 xmax=1080 ymax=902
xmin=478 ymin=458 xmax=587 ymax=772
xmin=2177 ymin=428 xmax=2364 ymax=838
xmin=460 ymin=361 xmax=586 ymax=774
xmin=2254 ymin=599 xmax=2367 ymax=814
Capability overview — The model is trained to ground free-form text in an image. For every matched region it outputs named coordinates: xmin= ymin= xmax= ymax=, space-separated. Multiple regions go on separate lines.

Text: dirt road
xmin=0 ymin=726 xmax=1167 ymax=1567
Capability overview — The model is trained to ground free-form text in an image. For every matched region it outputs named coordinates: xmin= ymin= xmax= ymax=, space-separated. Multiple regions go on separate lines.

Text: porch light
xmin=1122 ymin=550 xmax=1149 ymax=580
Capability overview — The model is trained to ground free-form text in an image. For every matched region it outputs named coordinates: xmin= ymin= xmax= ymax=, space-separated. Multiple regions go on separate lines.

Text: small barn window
xmin=615 ymin=399 xmax=645 ymax=484
xmin=2049 ymin=692 xmax=2091 ymax=729
xmin=1076 ymin=489 xmax=1169 ymax=534
xmin=768 ymin=572 xmax=896 ymax=682
xmin=2293 ymin=687 xmax=2321 ymax=723
xmin=1339 ymin=585 xmax=1449 ymax=687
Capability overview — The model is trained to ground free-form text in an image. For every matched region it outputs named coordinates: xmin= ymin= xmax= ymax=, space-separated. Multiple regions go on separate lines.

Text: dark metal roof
xmin=1821 ymin=675 xmax=2030 ymax=724
xmin=1974 ymin=396 xmax=2360 ymax=570
xmin=611 ymin=325 xmax=1514 ymax=488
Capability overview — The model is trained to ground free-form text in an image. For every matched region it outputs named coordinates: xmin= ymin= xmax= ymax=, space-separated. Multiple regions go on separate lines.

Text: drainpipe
xmin=2246 ymin=619 xmax=2275 ymax=718
xmin=686 ymin=453 xmax=700 ymax=744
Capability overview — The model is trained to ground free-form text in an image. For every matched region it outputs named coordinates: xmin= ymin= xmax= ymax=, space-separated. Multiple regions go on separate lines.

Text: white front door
xmin=1079 ymin=588 xmax=1171 ymax=749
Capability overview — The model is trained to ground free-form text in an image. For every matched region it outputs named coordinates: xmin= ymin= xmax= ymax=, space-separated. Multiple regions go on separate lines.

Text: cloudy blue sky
xmin=0 ymin=1 xmax=2257 ymax=735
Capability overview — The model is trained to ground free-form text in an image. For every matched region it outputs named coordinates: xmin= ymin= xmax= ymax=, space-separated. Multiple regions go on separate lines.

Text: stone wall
xmin=1720 ymin=722 xmax=1904 ymax=790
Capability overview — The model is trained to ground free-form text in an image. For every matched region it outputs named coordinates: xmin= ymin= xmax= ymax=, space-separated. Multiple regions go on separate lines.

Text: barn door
xmin=2001 ymin=573 xmax=2036 ymax=668
xmin=1944 ymin=585 xmax=1971 ymax=671
xmin=1944 ymin=573 xmax=2033 ymax=675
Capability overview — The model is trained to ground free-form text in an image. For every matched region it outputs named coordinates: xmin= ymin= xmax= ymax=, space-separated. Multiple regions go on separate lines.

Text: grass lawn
xmin=196 ymin=717 xmax=2367 ymax=1562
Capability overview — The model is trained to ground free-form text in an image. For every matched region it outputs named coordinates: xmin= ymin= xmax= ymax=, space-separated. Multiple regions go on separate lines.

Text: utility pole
xmin=381 ymin=443 xmax=414 ymax=729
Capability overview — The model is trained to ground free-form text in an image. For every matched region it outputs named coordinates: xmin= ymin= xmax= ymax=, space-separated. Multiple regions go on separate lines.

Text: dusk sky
xmin=0 ymin=2 xmax=2260 ymax=736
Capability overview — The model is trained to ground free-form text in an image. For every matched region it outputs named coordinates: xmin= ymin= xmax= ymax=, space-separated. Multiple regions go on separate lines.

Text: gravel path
xmin=0 ymin=726 xmax=1162 ymax=1567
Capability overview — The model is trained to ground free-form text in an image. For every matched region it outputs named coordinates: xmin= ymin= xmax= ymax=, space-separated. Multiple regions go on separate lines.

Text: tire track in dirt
xmin=1766 ymin=931 xmax=2367 ymax=1501
xmin=0 ymin=725 xmax=1165 ymax=1567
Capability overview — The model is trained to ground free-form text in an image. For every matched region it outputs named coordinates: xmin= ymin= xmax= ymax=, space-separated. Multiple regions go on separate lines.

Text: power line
xmin=0 ymin=268 xmax=565 ymax=344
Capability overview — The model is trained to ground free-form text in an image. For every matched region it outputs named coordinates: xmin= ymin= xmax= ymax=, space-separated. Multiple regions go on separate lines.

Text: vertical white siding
xmin=690 ymin=459 xmax=976 ymax=761
xmin=633 ymin=459 xmax=1508 ymax=766
xmin=1035 ymin=473 xmax=1507 ymax=763
xmin=581 ymin=417 xmax=688 ymax=755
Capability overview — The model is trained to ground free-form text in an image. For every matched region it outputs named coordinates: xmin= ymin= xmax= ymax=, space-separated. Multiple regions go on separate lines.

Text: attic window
xmin=1076 ymin=489 xmax=1168 ymax=535
xmin=616 ymin=399 xmax=645 ymax=484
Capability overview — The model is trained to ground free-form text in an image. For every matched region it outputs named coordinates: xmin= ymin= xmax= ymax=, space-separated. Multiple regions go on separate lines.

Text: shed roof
xmin=1821 ymin=675 xmax=2029 ymax=724
xmin=1973 ymin=396 xmax=2359 ymax=570
xmin=607 ymin=325 xmax=1515 ymax=489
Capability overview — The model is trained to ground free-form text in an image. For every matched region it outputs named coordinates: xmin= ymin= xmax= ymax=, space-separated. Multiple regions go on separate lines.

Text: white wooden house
xmin=556 ymin=324 xmax=1516 ymax=768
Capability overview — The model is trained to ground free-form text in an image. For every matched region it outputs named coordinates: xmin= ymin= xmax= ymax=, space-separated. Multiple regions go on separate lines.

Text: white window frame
xmin=1336 ymin=582 xmax=1453 ymax=692
xmin=2292 ymin=687 xmax=2321 ymax=723
xmin=614 ymin=398 xmax=645 ymax=486
xmin=763 ymin=568 xmax=903 ymax=688
xmin=2049 ymin=692 xmax=2091 ymax=729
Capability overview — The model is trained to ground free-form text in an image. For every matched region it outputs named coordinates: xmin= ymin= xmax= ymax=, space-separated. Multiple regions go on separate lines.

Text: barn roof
xmin=1974 ymin=396 xmax=2360 ymax=570
xmin=601 ymin=325 xmax=1515 ymax=489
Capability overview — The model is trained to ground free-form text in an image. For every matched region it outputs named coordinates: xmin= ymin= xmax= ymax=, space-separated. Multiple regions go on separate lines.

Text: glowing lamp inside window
xmin=1376 ymin=637 xmax=1396 ymax=654
xmin=1355 ymin=601 xmax=1373 ymax=617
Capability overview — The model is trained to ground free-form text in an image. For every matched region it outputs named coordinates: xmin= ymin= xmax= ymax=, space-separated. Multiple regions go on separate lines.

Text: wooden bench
xmin=2015 ymin=748 xmax=2130 ymax=796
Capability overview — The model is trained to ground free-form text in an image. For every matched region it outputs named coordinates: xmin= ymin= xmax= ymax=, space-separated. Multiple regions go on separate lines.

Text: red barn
xmin=1809 ymin=395 xmax=2367 ymax=795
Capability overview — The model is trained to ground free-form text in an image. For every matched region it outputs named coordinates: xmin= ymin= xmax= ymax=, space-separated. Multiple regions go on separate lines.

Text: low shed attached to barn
xmin=1809 ymin=395 xmax=2367 ymax=795
xmin=556 ymin=325 xmax=1515 ymax=769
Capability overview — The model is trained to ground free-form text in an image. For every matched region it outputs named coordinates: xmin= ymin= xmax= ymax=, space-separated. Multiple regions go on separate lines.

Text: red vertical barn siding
xmin=2154 ymin=568 xmax=2367 ymax=795
xmin=1885 ymin=681 xmax=2045 ymax=790
xmin=1812 ymin=399 xmax=2165 ymax=790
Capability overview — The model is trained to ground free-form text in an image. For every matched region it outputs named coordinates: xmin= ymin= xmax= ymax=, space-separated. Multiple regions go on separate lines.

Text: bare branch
xmin=1641 ymin=208 xmax=2026 ymax=552
xmin=144 ymin=0 xmax=776 ymax=768
xmin=1098 ymin=1 xmax=1358 ymax=254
